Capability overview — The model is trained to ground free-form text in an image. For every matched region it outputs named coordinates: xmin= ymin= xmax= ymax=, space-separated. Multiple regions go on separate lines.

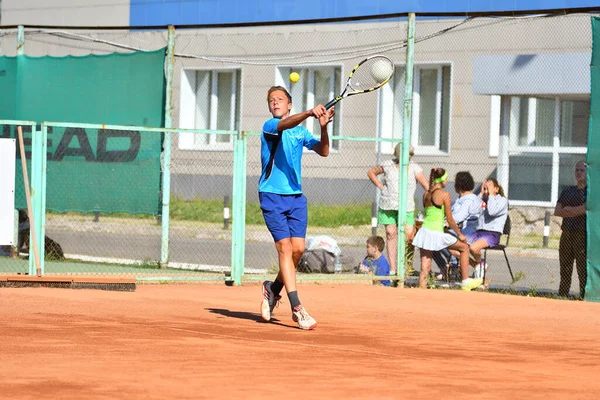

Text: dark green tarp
xmin=0 ymin=49 xmax=166 ymax=214
xmin=586 ymin=17 xmax=600 ymax=302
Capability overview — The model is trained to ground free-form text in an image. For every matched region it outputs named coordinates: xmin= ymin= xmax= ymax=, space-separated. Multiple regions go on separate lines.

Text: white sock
xmin=461 ymin=279 xmax=470 ymax=285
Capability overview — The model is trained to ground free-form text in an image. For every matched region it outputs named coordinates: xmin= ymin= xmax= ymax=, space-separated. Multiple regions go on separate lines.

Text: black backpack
xmin=297 ymin=249 xmax=336 ymax=273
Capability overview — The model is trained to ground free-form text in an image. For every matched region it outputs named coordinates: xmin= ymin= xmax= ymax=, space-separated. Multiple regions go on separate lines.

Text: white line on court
xmin=64 ymin=254 xmax=268 ymax=274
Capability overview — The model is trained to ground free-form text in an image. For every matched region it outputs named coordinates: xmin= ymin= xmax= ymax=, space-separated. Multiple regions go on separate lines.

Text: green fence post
xmin=160 ymin=25 xmax=175 ymax=267
xmin=14 ymin=28 xmax=25 ymax=259
xmin=29 ymin=123 xmax=47 ymax=276
xmin=39 ymin=124 xmax=48 ymax=275
xmin=231 ymin=131 xmax=247 ymax=286
xmin=239 ymin=131 xmax=248 ymax=285
xmin=397 ymin=12 xmax=416 ymax=288
xmin=230 ymin=135 xmax=239 ymax=285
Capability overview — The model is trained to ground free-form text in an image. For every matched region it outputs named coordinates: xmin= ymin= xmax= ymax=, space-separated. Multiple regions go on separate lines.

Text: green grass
xmin=169 ymin=198 xmax=232 ymax=223
xmin=170 ymin=198 xmax=371 ymax=228
xmin=510 ymin=234 xmax=560 ymax=250
xmin=47 ymin=209 xmax=155 ymax=220
xmin=308 ymin=202 xmax=371 ymax=227
xmin=47 ymin=198 xmax=372 ymax=228
xmin=510 ymin=270 xmax=526 ymax=286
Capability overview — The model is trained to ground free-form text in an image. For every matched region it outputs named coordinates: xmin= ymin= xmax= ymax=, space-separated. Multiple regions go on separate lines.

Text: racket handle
xmin=325 ymin=98 xmax=340 ymax=110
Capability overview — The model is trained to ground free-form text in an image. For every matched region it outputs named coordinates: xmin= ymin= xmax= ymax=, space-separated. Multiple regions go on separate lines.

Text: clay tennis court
xmin=1 ymin=283 xmax=598 ymax=399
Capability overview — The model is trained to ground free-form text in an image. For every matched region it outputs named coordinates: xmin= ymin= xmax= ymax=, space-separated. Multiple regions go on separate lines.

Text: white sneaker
xmin=260 ymin=281 xmax=282 ymax=322
xmin=292 ymin=305 xmax=317 ymax=330
xmin=474 ymin=263 xmax=488 ymax=279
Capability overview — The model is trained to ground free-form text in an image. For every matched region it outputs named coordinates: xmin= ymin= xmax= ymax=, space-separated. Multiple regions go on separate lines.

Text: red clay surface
xmin=1 ymin=283 xmax=599 ymax=399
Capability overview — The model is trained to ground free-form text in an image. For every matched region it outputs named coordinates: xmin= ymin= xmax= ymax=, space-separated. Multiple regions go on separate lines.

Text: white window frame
xmin=488 ymin=95 xmax=501 ymax=157
xmin=490 ymin=95 xmax=588 ymax=207
xmin=378 ymin=62 xmax=453 ymax=157
xmin=275 ymin=65 xmax=341 ymax=152
xmin=178 ymin=68 xmax=241 ymax=151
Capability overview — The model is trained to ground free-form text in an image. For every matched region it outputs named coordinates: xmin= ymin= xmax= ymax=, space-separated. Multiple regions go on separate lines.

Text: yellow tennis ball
xmin=289 ymin=72 xmax=300 ymax=83
xmin=370 ymin=60 xmax=393 ymax=83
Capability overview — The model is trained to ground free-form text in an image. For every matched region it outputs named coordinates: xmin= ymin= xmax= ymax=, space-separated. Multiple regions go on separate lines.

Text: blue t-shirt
xmin=361 ymin=255 xmax=391 ymax=286
xmin=259 ymin=118 xmax=319 ymax=194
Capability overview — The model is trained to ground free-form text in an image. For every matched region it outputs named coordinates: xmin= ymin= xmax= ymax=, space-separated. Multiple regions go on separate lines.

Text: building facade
xmin=0 ymin=1 xmax=595 ymax=207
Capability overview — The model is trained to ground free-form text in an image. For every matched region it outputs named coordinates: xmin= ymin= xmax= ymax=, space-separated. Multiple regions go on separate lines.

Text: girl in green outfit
xmin=411 ymin=168 xmax=483 ymax=291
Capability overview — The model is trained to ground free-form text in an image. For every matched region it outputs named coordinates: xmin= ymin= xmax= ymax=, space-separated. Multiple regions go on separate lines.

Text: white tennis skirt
xmin=412 ymin=228 xmax=458 ymax=251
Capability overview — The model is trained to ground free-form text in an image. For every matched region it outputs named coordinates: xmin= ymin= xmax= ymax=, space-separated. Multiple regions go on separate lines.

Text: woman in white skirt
xmin=412 ymin=168 xmax=483 ymax=291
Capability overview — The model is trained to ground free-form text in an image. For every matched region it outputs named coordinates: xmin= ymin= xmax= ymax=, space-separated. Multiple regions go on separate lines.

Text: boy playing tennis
xmin=259 ymin=86 xmax=335 ymax=330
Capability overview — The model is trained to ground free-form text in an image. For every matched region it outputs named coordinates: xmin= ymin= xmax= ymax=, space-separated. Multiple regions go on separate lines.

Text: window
xmin=276 ymin=66 xmax=341 ymax=151
xmin=379 ymin=64 xmax=451 ymax=155
xmin=560 ymin=100 xmax=589 ymax=147
xmin=508 ymin=154 xmax=553 ymax=202
xmin=504 ymin=96 xmax=589 ymax=149
xmin=178 ymin=69 xmax=241 ymax=150
xmin=495 ymin=95 xmax=588 ymax=205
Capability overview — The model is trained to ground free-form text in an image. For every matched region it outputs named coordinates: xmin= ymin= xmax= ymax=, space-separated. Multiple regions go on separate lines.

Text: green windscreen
xmin=0 ymin=58 xmax=17 ymax=118
xmin=0 ymin=49 xmax=166 ymax=214
xmin=586 ymin=17 xmax=600 ymax=302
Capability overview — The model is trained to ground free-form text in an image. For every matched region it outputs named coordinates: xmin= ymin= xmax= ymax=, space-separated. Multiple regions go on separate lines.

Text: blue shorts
xmin=259 ymin=192 xmax=308 ymax=242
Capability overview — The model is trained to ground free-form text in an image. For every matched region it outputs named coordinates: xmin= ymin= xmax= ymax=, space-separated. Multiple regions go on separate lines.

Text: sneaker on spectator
xmin=292 ymin=305 xmax=317 ymax=330
xmin=461 ymin=278 xmax=484 ymax=291
xmin=473 ymin=263 xmax=489 ymax=279
xmin=260 ymin=281 xmax=282 ymax=322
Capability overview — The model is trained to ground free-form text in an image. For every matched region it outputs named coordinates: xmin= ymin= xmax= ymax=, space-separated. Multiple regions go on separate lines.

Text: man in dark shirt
xmin=554 ymin=161 xmax=587 ymax=298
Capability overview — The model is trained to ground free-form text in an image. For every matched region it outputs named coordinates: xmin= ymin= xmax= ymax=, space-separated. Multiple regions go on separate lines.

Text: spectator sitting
xmin=466 ymin=178 xmax=508 ymax=278
xmin=451 ymin=172 xmax=482 ymax=237
xmin=433 ymin=171 xmax=481 ymax=280
xmin=411 ymin=168 xmax=482 ymax=291
xmin=357 ymin=235 xmax=391 ymax=286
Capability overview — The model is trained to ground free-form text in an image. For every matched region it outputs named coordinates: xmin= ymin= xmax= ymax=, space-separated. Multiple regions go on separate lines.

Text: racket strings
xmin=349 ymin=57 xmax=393 ymax=91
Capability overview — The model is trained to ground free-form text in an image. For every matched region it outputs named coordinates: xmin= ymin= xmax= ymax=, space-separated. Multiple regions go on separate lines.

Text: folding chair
xmin=482 ymin=215 xmax=514 ymax=281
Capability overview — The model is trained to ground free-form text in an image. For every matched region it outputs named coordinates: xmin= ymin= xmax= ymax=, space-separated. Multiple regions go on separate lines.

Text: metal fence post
xmin=17 ymin=25 xmax=24 ymax=55
xmin=13 ymin=27 xmax=25 ymax=259
xmin=397 ymin=12 xmax=416 ymax=288
xmin=231 ymin=131 xmax=247 ymax=286
xmin=371 ymin=201 xmax=378 ymax=236
xmin=160 ymin=25 xmax=175 ymax=267
xmin=29 ymin=123 xmax=47 ymax=276
xmin=543 ymin=210 xmax=551 ymax=247
xmin=224 ymin=195 xmax=230 ymax=229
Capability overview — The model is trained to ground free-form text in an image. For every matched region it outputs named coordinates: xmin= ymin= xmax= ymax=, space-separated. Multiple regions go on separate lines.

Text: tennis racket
xmin=324 ymin=55 xmax=394 ymax=110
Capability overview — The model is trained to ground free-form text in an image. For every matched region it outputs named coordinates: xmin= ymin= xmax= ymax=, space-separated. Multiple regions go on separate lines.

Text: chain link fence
xmin=0 ymin=12 xmax=593 ymax=296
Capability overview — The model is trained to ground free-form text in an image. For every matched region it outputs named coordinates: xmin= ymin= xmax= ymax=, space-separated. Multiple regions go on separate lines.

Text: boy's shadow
xmin=206 ymin=308 xmax=291 ymax=328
